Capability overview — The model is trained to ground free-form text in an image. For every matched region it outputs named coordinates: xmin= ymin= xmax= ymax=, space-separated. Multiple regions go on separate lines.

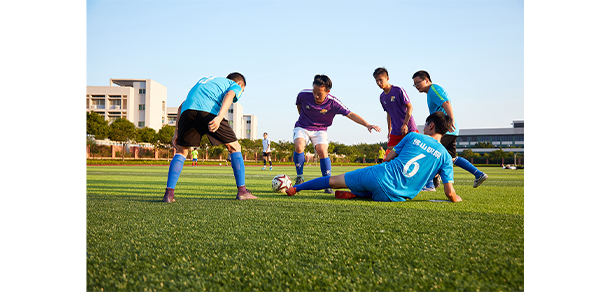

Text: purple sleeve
xmin=399 ymin=87 xmax=410 ymax=105
xmin=296 ymin=92 xmax=302 ymax=106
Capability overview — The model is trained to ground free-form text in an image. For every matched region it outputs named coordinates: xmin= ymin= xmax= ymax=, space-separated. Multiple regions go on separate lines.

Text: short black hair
xmin=313 ymin=74 xmax=332 ymax=90
xmin=227 ymin=72 xmax=246 ymax=86
xmin=373 ymin=67 xmax=388 ymax=78
xmin=425 ymin=111 xmax=453 ymax=135
xmin=412 ymin=70 xmax=431 ymax=82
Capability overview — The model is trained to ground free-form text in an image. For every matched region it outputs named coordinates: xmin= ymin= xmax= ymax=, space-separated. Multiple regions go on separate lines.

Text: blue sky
xmin=87 ymin=0 xmax=524 ymax=145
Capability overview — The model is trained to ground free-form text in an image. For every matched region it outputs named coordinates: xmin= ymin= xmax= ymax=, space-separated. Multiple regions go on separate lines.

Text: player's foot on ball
xmin=335 ymin=190 xmax=356 ymax=199
xmin=236 ymin=188 xmax=258 ymax=200
xmin=163 ymin=188 xmax=175 ymax=203
xmin=324 ymin=188 xmax=333 ymax=194
xmin=433 ymin=175 xmax=442 ymax=189
xmin=421 ymin=186 xmax=436 ymax=192
xmin=473 ymin=173 xmax=488 ymax=188
xmin=286 ymin=187 xmax=297 ymax=196
xmin=294 ymin=176 xmax=304 ymax=185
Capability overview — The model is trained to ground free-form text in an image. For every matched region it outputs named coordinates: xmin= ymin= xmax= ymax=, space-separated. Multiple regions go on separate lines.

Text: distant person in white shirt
xmin=262 ymin=132 xmax=273 ymax=170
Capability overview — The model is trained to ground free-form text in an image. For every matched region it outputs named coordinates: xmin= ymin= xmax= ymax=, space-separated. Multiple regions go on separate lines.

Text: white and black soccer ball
xmin=272 ymin=174 xmax=292 ymax=193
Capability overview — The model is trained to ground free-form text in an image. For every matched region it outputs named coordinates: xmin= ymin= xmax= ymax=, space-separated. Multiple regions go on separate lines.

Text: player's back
xmin=181 ymin=76 xmax=242 ymax=115
xmin=375 ymin=132 xmax=454 ymax=200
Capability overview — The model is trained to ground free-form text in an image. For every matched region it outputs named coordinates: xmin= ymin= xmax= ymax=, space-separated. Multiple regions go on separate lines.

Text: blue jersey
xmin=426 ymin=84 xmax=459 ymax=136
xmin=346 ymin=132 xmax=454 ymax=202
xmin=180 ymin=76 xmax=244 ymax=116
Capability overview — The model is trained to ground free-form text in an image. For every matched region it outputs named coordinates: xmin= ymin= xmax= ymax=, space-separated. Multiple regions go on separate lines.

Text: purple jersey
xmin=294 ymin=89 xmax=351 ymax=131
xmin=380 ymin=85 xmax=417 ymax=135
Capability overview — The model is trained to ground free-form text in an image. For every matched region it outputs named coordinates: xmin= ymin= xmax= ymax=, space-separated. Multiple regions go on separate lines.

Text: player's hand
xmin=450 ymin=123 xmax=456 ymax=132
xmin=367 ymin=124 xmax=381 ymax=133
xmin=401 ymin=124 xmax=409 ymax=136
xmin=208 ymin=117 xmax=222 ymax=132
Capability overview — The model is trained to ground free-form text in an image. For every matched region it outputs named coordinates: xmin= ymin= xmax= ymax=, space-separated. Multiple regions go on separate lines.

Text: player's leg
xmin=293 ymin=127 xmax=308 ymax=185
xmin=312 ymin=131 xmax=332 ymax=194
xmin=442 ymin=135 xmax=488 ymax=188
xmin=268 ymin=153 xmax=272 ymax=169
xmin=262 ymin=153 xmax=266 ymax=170
xmin=286 ymin=173 xmax=348 ymax=196
xmin=164 ymin=110 xmax=200 ymax=203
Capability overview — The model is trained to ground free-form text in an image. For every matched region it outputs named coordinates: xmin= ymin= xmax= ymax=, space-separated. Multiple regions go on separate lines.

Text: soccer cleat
xmin=473 ymin=173 xmax=488 ymax=188
xmin=163 ymin=188 xmax=175 ymax=203
xmin=270 ymin=166 xmax=273 ymax=170
xmin=261 ymin=166 xmax=266 ymax=170
xmin=294 ymin=176 xmax=304 ymax=185
xmin=421 ymin=186 xmax=436 ymax=192
xmin=433 ymin=175 xmax=441 ymax=189
xmin=324 ymin=188 xmax=333 ymax=194
xmin=335 ymin=190 xmax=356 ymax=199
xmin=286 ymin=187 xmax=297 ymax=196
xmin=236 ymin=188 xmax=258 ymax=200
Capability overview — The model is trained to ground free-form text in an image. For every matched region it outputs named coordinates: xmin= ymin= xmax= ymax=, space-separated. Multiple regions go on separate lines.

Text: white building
xmin=86 ymin=79 xmax=167 ymax=131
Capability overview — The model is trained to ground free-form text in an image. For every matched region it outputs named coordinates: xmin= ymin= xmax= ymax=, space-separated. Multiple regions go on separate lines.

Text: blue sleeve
xmin=229 ymin=82 xmax=243 ymax=102
xmin=439 ymin=153 xmax=454 ymax=183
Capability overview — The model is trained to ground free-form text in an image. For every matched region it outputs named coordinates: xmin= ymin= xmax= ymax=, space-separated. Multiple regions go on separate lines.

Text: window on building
xmin=109 ymin=95 xmax=121 ymax=98
xmin=139 ymin=104 xmax=145 ymax=110
xmin=138 ymin=122 xmax=145 ymax=127
xmin=229 ymin=120 xmax=234 ymax=125
xmin=139 ymin=88 xmax=146 ymax=94
xmin=246 ymin=120 xmax=251 ymax=124
xmin=228 ymin=109 xmax=233 ymax=113
xmin=515 ymin=135 xmax=524 ymax=141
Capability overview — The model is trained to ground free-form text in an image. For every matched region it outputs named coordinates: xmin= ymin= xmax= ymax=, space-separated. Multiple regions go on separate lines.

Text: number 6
xmin=403 ymin=154 xmax=426 ymax=177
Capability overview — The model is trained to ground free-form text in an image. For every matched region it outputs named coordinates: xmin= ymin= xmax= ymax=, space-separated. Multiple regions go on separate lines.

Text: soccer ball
xmin=272 ymin=174 xmax=292 ymax=193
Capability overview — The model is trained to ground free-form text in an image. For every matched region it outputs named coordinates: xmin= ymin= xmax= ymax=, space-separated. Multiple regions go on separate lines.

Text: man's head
xmin=227 ymin=72 xmax=246 ymax=89
xmin=412 ymin=70 xmax=432 ymax=93
xmin=263 ymin=132 xmax=268 ymax=138
xmin=373 ymin=67 xmax=390 ymax=90
xmin=312 ymin=74 xmax=332 ymax=104
xmin=424 ymin=111 xmax=453 ymax=136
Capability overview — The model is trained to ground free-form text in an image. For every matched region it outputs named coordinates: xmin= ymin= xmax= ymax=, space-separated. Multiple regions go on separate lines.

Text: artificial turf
xmin=87 ymin=165 xmax=524 ymax=291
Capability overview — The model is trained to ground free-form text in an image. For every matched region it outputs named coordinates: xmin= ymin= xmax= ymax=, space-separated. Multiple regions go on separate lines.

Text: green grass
xmin=87 ymin=165 xmax=524 ymax=291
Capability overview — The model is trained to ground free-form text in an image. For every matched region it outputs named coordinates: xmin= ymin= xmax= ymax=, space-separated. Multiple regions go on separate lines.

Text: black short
xmin=262 ymin=152 xmax=270 ymax=157
xmin=440 ymin=135 xmax=457 ymax=158
xmin=176 ymin=110 xmax=237 ymax=147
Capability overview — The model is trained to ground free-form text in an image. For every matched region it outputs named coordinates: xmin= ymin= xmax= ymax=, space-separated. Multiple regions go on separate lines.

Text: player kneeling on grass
xmin=286 ymin=111 xmax=462 ymax=203
xmin=163 ymin=73 xmax=257 ymax=202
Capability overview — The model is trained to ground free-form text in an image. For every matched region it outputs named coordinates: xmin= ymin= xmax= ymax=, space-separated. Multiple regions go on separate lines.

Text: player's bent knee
xmin=226 ymin=141 xmax=241 ymax=153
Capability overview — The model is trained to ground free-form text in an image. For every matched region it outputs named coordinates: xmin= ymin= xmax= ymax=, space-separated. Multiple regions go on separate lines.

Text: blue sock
xmin=230 ymin=152 xmax=246 ymax=187
xmin=454 ymin=157 xmax=483 ymax=178
xmin=320 ymin=157 xmax=332 ymax=177
xmin=425 ymin=180 xmax=434 ymax=189
xmin=295 ymin=176 xmax=330 ymax=192
xmin=166 ymin=154 xmax=186 ymax=189
xmin=294 ymin=151 xmax=305 ymax=176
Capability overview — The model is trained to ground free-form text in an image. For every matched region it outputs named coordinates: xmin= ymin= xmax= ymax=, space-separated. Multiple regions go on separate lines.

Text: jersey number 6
xmin=403 ymin=154 xmax=426 ymax=178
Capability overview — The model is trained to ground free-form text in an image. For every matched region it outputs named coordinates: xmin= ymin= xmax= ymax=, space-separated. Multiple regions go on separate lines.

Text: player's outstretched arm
xmin=443 ymin=182 xmax=462 ymax=202
xmin=346 ymin=112 xmax=381 ymax=133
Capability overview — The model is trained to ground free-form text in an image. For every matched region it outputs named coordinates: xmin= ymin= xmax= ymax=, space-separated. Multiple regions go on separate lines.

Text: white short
xmin=293 ymin=127 xmax=328 ymax=146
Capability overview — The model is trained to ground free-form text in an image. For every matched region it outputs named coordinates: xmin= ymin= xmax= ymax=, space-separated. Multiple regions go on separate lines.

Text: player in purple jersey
xmin=292 ymin=74 xmax=381 ymax=193
xmin=373 ymin=67 xmax=418 ymax=156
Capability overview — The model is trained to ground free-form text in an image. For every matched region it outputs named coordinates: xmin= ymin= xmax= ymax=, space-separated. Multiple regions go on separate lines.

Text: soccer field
xmin=87 ymin=165 xmax=524 ymax=291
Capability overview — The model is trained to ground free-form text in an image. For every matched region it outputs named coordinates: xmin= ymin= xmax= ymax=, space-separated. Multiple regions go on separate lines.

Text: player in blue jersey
xmin=292 ymin=74 xmax=381 ymax=194
xmin=162 ymin=72 xmax=257 ymax=202
xmin=412 ymin=70 xmax=488 ymax=189
xmin=285 ymin=111 xmax=462 ymax=203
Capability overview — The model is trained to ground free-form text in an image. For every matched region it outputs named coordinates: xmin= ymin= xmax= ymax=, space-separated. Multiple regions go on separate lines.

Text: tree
xmin=156 ymin=124 xmax=175 ymax=161
xmin=488 ymin=149 xmax=506 ymax=164
xmin=459 ymin=149 xmax=481 ymax=161
xmin=108 ymin=118 xmax=137 ymax=161
xmin=86 ymin=112 xmax=110 ymax=139
xmin=136 ymin=127 xmax=157 ymax=144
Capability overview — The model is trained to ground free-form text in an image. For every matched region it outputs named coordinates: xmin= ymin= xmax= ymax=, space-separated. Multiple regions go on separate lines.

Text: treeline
xmin=87 ymin=112 xmax=523 ymax=164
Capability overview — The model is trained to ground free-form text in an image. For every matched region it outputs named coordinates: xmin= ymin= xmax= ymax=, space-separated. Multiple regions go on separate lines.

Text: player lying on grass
xmin=163 ymin=73 xmax=257 ymax=202
xmin=292 ymin=74 xmax=381 ymax=193
xmin=286 ymin=111 xmax=462 ymax=202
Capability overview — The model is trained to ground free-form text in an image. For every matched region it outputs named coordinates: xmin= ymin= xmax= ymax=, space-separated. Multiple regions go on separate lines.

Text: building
xmin=417 ymin=120 xmax=524 ymax=154
xmin=86 ymin=79 xmax=167 ymax=131
xmin=165 ymin=103 xmax=257 ymax=140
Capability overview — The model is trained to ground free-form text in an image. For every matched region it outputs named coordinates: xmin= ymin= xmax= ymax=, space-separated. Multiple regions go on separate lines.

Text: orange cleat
xmin=286 ymin=187 xmax=298 ymax=196
xmin=335 ymin=190 xmax=356 ymax=200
